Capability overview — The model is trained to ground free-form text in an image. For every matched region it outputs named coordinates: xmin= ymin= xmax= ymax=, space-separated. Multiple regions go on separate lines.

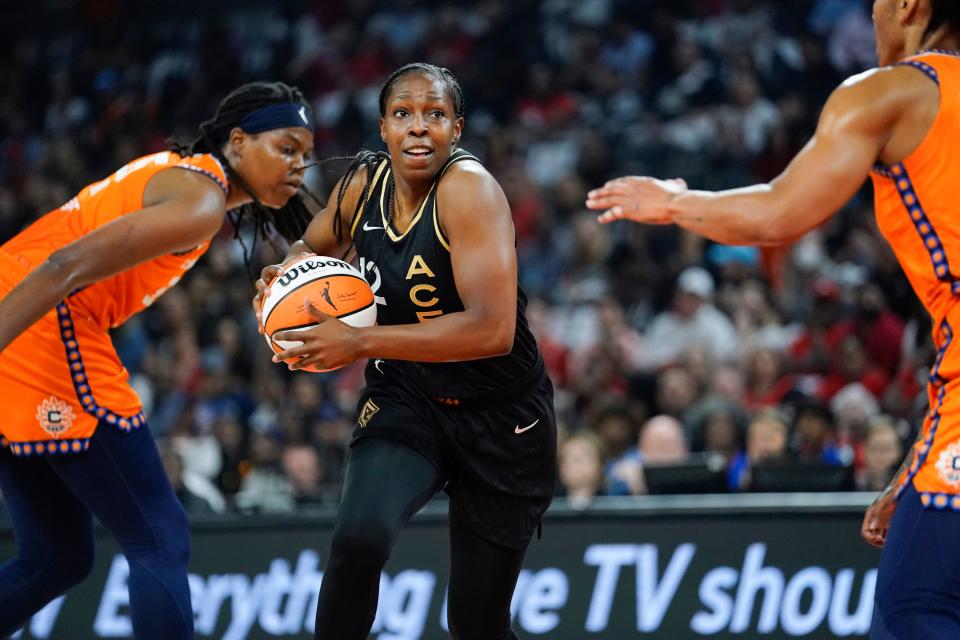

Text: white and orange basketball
xmin=260 ymin=255 xmax=376 ymax=372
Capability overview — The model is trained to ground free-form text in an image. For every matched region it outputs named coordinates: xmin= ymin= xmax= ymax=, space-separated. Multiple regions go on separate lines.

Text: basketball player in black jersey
xmin=253 ymin=63 xmax=557 ymax=640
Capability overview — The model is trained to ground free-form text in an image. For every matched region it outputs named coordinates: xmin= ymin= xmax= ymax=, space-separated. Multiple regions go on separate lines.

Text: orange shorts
xmin=0 ymin=254 xmax=144 ymax=456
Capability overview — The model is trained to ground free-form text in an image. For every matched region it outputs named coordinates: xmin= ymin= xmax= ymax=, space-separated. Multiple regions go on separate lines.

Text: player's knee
xmin=120 ymin=505 xmax=191 ymax=569
xmin=157 ymin=506 xmax=191 ymax=568
xmin=329 ymin=517 xmax=393 ymax=568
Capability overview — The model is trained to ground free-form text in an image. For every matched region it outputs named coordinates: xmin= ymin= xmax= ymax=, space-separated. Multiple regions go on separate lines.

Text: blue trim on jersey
xmin=888 ymin=163 xmax=960 ymax=294
xmin=174 ymin=163 xmax=228 ymax=195
xmin=7 ymin=438 xmax=91 ymax=456
xmin=895 ymin=60 xmax=940 ymax=85
xmin=55 ymin=302 xmax=147 ymax=434
xmin=897 ymin=320 xmax=953 ymax=499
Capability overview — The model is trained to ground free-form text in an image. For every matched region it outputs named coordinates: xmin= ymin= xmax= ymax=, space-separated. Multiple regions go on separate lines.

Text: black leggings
xmin=314 ymin=438 xmax=526 ymax=640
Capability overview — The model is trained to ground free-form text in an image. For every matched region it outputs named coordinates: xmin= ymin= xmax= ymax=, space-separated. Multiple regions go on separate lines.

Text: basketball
xmin=260 ymin=255 xmax=377 ymax=372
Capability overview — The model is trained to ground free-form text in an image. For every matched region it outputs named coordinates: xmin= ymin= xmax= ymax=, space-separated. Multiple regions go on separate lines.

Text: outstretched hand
xmin=271 ymin=297 xmax=361 ymax=371
xmin=586 ymin=176 xmax=688 ymax=224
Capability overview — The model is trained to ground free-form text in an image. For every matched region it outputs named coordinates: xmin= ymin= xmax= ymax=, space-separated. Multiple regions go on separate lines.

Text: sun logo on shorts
xmin=935 ymin=441 xmax=960 ymax=487
xmin=35 ymin=396 xmax=75 ymax=439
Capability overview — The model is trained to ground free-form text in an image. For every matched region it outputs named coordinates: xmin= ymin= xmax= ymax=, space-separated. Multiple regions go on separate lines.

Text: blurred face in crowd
xmin=747 ymin=415 xmax=787 ymax=461
xmin=380 ymin=72 xmax=463 ymax=185
xmin=282 ymin=446 xmax=323 ymax=494
xmin=559 ymin=435 xmax=604 ymax=495
xmin=656 ymin=367 xmax=697 ymax=416
xmin=703 ymin=411 xmax=740 ymax=456
xmin=674 ymin=291 xmax=703 ymax=320
xmin=639 ymin=415 xmax=688 ymax=465
xmin=594 ymin=411 xmax=634 ymax=458
xmin=865 ymin=422 xmax=903 ymax=476
xmin=837 ymin=336 xmax=868 ymax=380
xmin=794 ymin=409 xmax=833 ymax=449
xmin=226 ymin=126 xmax=313 ymax=208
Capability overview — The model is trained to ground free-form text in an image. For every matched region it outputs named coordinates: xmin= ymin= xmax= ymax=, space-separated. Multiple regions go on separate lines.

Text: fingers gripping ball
xmin=260 ymin=256 xmax=376 ymax=372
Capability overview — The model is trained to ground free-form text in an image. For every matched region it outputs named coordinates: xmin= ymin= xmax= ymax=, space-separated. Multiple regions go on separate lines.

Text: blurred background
xmin=0 ymin=0 xmax=921 ymax=517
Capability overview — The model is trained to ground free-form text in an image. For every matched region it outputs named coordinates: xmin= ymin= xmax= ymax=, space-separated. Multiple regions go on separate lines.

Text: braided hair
xmin=169 ymin=81 xmax=319 ymax=272
xmin=331 ymin=63 xmax=465 ymax=246
xmin=926 ymin=0 xmax=960 ymax=41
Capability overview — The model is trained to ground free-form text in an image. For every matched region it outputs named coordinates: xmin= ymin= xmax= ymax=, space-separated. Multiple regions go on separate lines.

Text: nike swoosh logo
xmin=363 ymin=221 xmax=385 ymax=231
xmin=514 ymin=419 xmax=539 ymax=434
xmin=374 ymin=359 xmax=384 ymax=374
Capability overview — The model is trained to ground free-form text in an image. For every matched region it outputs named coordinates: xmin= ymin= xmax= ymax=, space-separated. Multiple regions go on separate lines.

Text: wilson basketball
xmin=260 ymin=255 xmax=376 ymax=372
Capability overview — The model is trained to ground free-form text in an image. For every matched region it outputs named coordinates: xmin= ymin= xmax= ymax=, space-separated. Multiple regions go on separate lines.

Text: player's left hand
xmin=586 ymin=176 xmax=687 ymax=224
xmin=861 ymin=489 xmax=897 ymax=548
xmin=272 ymin=298 xmax=360 ymax=371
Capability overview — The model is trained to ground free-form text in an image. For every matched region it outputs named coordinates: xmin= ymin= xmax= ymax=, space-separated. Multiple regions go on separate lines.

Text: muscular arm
xmin=354 ymin=162 xmax=517 ymax=361
xmin=0 ymin=169 xmax=225 ymax=352
xmin=587 ymin=66 xmax=933 ymax=245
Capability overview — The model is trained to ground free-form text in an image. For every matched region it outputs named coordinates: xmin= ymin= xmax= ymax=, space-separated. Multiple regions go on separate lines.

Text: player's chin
xmin=260 ymin=185 xmax=299 ymax=209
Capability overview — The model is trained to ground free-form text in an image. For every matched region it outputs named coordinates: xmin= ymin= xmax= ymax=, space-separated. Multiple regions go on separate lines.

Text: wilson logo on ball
xmin=260 ymin=255 xmax=377 ymax=372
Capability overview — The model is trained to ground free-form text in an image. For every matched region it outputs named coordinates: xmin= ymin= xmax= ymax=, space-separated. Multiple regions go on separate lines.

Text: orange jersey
xmin=870 ymin=51 xmax=960 ymax=507
xmin=0 ymin=152 xmax=227 ymax=454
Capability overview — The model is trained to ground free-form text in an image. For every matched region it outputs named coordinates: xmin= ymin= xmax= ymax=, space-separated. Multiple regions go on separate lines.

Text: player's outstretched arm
xmin=0 ymin=169 xmax=225 ymax=353
xmin=586 ymin=67 xmax=914 ymax=245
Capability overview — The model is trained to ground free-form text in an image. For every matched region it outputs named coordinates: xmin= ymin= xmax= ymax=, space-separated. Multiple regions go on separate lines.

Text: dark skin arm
xmin=586 ymin=65 xmax=936 ymax=244
xmin=272 ymin=160 xmax=518 ymax=370
xmin=861 ymin=431 xmax=922 ymax=548
xmin=0 ymin=168 xmax=225 ymax=352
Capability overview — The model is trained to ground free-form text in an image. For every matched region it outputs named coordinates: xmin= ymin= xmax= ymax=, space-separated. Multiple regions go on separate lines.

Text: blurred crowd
xmin=0 ymin=0 xmax=927 ymax=514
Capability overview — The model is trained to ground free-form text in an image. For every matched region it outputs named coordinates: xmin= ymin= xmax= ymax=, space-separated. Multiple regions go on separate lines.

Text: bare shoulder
xmin=144 ymin=166 xmax=227 ymax=213
xmin=828 ymin=65 xmax=938 ymax=123
xmin=437 ymin=158 xmax=508 ymax=215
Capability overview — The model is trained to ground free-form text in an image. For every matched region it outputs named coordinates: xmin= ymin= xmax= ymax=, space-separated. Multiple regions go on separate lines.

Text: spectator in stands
xmin=558 ymin=431 xmax=608 ymax=510
xmin=637 ymin=267 xmax=740 ymax=372
xmin=281 ymin=444 xmax=326 ymax=507
xmin=791 ymin=401 xmax=846 ymax=465
xmin=729 ymin=409 xmax=790 ymax=491
xmin=856 ymin=417 xmax=905 ymax=493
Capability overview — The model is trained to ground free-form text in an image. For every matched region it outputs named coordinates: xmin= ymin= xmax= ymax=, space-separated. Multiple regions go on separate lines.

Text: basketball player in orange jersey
xmin=0 ymin=81 xmax=315 ymax=639
xmin=254 ymin=63 xmax=556 ymax=640
xmin=586 ymin=2 xmax=959 ymax=637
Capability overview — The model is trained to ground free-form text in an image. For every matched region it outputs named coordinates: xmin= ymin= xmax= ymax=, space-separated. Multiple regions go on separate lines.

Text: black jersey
xmin=350 ymin=149 xmax=542 ymax=399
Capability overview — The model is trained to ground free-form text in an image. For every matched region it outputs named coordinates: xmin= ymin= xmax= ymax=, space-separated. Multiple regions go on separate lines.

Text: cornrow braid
xmin=168 ymin=81 xmax=317 ymax=277
xmin=378 ymin=62 xmax=465 ymax=118
xmin=331 ymin=149 xmax=391 ymax=254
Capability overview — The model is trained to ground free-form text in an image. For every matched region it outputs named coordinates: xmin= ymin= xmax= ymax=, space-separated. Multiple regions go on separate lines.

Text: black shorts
xmin=350 ymin=360 xmax=557 ymax=551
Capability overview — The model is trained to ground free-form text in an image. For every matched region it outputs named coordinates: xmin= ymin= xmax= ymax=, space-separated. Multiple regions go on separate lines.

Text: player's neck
xmin=916 ymin=27 xmax=960 ymax=55
xmin=391 ymin=179 xmax=430 ymax=229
